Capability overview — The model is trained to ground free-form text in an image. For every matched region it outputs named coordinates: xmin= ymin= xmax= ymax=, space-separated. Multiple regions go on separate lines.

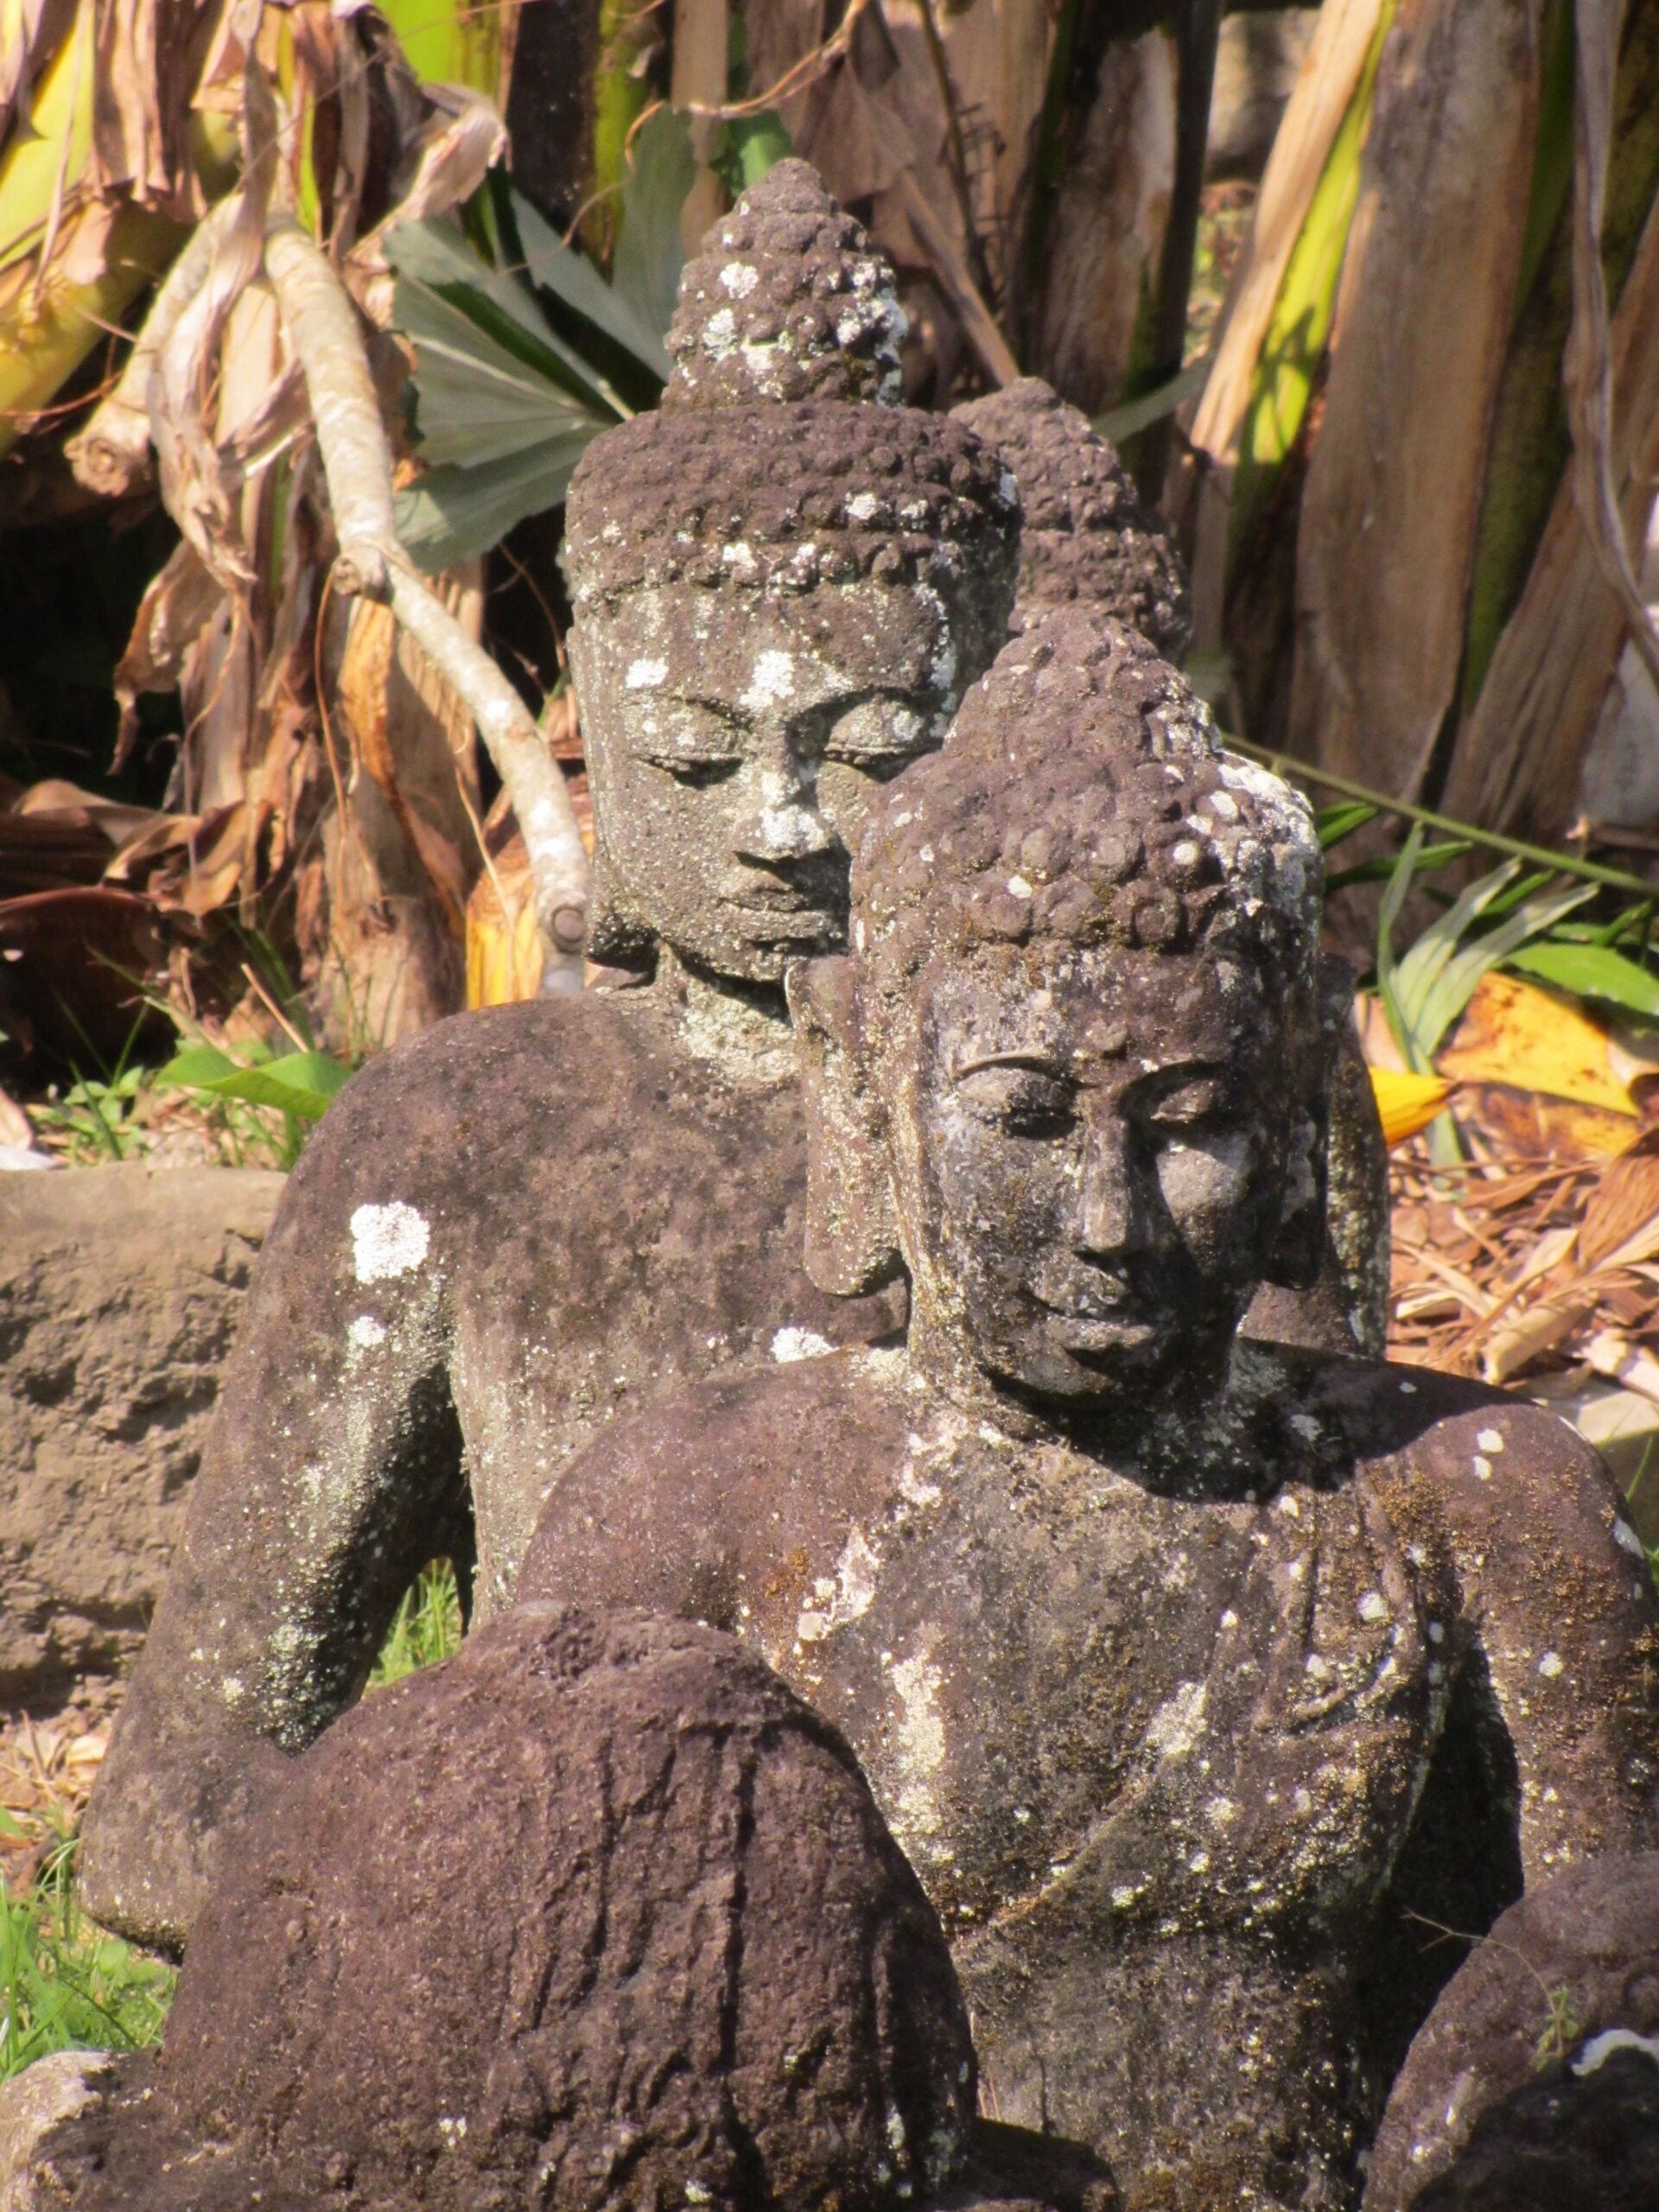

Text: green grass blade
xmin=1505 ymin=938 xmax=1659 ymax=1018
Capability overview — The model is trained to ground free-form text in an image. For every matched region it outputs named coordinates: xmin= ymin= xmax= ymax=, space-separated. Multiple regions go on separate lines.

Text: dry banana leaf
xmin=1191 ymin=0 xmax=1386 ymax=467
xmin=1436 ymin=970 xmax=1639 ymax=1116
xmin=1440 ymin=186 xmax=1659 ymax=836
xmin=1287 ymin=0 xmax=1545 ymax=792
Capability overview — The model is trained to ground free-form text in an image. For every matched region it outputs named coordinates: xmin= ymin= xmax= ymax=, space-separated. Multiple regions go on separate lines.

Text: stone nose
xmin=1072 ymin=1112 xmax=1147 ymax=1262
xmin=731 ymin=755 xmax=833 ymax=865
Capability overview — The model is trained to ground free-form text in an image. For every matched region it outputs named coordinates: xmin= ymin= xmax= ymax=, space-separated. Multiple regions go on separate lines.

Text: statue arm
xmin=78 ymin=1079 xmax=463 ymax=1955
xmin=1428 ymin=1405 xmax=1659 ymax=1872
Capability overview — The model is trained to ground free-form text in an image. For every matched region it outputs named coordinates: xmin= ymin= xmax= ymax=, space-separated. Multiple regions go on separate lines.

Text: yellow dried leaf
xmin=1370 ymin=1067 xmax=1452 ymax=1147
xmin=465 ymin=826 xmax=542 ymax=1008
xmin=1437 ymin=971 xmax=1637 ymax=1116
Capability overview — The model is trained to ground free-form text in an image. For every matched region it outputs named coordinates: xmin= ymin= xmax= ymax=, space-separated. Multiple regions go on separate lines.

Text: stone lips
xmin=664 ymin=158 xmax=906 ymax=411
xmin=954 ymin=380 xmax=1192 ymax=660
xmin=851 ymin=606 xmax=1322 ymax=981
xmin=563 ymin=402 xmax=1020 ymax=607
xmin=63 ymin=1606 xmax=977 ymax=2212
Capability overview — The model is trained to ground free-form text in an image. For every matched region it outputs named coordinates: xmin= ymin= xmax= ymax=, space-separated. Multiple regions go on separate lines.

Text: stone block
xmin=0 ymin=1165 xmax=284 ymax=1706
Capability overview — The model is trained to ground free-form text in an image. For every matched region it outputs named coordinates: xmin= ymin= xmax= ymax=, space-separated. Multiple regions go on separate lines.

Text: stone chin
xmin=979 ymin=1313 xmax=1211 ymax=1408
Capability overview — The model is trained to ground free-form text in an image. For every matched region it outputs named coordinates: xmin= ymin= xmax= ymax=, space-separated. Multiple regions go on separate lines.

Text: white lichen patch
xmin=887 ymin=1649 xmax=948 ymax=1847
xmin=1144 ymin=1679 xmax=1206 ymax=1761
xmin=626 ymin=656 xmax=668 ymax=690
xmin=1574 ymin=2027 xmax=1659 ymax=2076
xmin=720 ymin=260 xmax=760 ymax=298
xmin=1477 ymin=1427 xmax=1504 ymax=1452
xmin=772 ymin=1326 xmax=834 ymax=1363
xmin=1538 ymin=1649 xmax=1565 ymax=1679
xmin=350 ymin=1201 xmax=429 ymax=1284
xmin=797 ymin=1525 xmax=881 ymax=1644
xmin=743 ymin=649 xmax=796 ymax=711
xmin=348 ymin=1313 xmax=387 ymax=1350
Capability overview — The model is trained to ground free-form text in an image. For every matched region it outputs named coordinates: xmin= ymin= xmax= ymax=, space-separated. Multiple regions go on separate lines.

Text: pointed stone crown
xmin=662 ymin=158 xmax=907 ymax=410
xmin=565 ymin=162 xmax=1019 ymax=609
xmin=954 ymin=378 xmax=1192 ymax=660
xmin=852 ymin=605 xmax=1320 ymax=986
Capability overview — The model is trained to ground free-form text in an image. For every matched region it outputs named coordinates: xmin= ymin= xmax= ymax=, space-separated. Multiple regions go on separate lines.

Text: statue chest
xmin=756 ymin=1440 xmax=1461 ymax=1943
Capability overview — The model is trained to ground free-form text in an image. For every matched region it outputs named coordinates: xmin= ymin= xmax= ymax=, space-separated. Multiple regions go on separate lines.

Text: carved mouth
xmin=723 ymin=896 xmax=837 ymax=937
xmin=1046 ymin=1313 xmax=1157 ymax=1354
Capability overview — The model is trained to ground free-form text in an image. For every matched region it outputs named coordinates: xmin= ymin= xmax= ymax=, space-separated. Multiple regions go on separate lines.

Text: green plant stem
xmin=1230 ymin=738 xmax=1659 ymax=900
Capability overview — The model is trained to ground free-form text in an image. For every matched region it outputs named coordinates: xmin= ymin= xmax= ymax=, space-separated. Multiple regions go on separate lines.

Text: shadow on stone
xmin=9 ymin=1605 xmax=1117 ymax=2212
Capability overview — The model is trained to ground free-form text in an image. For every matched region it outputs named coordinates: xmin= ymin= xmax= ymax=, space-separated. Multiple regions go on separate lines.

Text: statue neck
xmin=902 ymin=1303 xmax=1251 ymax=1484
xmin=654 ymin=948 xmax=796 ymax=1086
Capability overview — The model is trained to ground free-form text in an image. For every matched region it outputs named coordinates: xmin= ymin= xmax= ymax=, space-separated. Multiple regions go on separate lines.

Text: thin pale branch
xmin=263 ymin=211 xmax=589 ymax=988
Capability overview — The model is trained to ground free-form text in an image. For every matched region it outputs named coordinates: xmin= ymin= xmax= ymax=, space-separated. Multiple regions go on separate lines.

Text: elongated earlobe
xmin=785 ymin=956 xmax=903 ymax=1295
xmin=583 ymin=845 xmax=658 ymax=972
xmin=1260 ymin=959 xmax=1347 ymax=1291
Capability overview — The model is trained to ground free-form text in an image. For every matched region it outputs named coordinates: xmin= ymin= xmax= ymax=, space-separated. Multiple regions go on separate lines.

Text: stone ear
xmin=1259 ymin=957 xmax=1347 ymax=1292
xmin=785 ymin=956 xmax=904 ymax=1296
xmin=583 ymin=845 xmax=658 ymax=973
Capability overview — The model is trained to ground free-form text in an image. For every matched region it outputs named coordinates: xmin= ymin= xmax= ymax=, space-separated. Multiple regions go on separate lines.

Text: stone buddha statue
xmin=955 ymin=376 xmax=1390 ymax=1359
xmin=953 ymin=378 xmax=1192 ymax=658
xmin=78 ymin=162 xmax=1020 ymax=1955
xmin=516 ymin=607 xmax=1659 ymax=2210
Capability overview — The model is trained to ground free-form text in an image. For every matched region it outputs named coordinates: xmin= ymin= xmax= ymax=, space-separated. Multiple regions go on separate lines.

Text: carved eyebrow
xmin=949 ymin=1048 xmax=1067 ymax=1080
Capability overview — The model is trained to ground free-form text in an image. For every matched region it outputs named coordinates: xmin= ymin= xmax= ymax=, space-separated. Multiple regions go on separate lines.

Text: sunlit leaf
xmin=1315 ymin=798 xmax=1379 ymax=849
xmin=1399 ymin=876 xmax=1592 ymax=1065
xmin=392 ymin=274 xmax=610 ymax=468
xmin=1506 ymin=940 xmax=1659 ymax=1020
xmin=387 ymin=218 xmax=630 ymax=417
xmin=397 ymin=437 xmax=599 ymax=569
xmin=513 ymin=191 xmax=671 ymax=379
xmin=1438 ymin=971 xmax=1638 ymax=1116
xmin=159 ymin=1049 xmax=351 ymax=1122
xmin=721 ymin=110 xmax=792 ymax=191
xmin=612 ymin=105 xmax=697 ymax=344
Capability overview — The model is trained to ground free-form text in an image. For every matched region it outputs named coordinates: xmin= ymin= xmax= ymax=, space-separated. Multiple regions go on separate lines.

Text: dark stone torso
xmin=79 ymin=982 xmax=901 ymax=1949
xmin=518 ymin=1346 xmax=1659 ymax=2210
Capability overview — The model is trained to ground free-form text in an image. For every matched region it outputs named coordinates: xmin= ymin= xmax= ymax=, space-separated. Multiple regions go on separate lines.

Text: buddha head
xmin=788 ymin=607 xmax=1331 ymax=1414
xmin=563 ymin=163 xmax=1020 ymax=984
xmin=954 ymin=378 xmax=1192 ymax=660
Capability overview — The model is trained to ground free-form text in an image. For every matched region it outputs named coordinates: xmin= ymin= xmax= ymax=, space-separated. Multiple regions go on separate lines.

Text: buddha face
xmin=572 ymin=580 xmax=964 ymax=982
xmin=885 ymin=938 xmax=1296 ymax=1405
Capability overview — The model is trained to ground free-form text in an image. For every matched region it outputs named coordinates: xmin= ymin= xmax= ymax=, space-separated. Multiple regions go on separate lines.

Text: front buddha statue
xmin=955 ymin=374 xmax=1390 ymax=1358
xmin=78 ymin=161 xmax=1019 ymax=1954
xmin=517 ymin=607 xmax=1659 ymax=2210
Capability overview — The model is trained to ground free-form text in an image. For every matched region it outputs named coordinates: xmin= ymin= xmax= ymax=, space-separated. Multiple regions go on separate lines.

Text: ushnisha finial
xmin=955 ymin=377 xmax=1192 ymax=660
xmin=662 ymin=158 xmax=907 ymax=411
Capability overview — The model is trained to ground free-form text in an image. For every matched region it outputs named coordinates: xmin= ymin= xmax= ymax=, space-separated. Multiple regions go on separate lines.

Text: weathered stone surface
xmin=1364 ymin=1853 xmax=1659 ymax=2211
xmin=0 ymin=1165 xmax=283 ymax=1705
xmin=954 ymin=378 xmax=1192 ymax=660
xmin=563 ymin=403 xmax=1018 ymax=979
xmin=519 ymin=607 xmax=1659 ymax=2209
xmin=664 ymin=158 xmax=907 ymax=410
xmin=952 ymin=380 xmax=1389 ymax=1357
xmin=65 ymin=1607 xmax=978 ymax=2212
xmin=0 ymin=2050 xmax=116 ymax=2212
xmin=79 ymin=165 xmax=1015 ymax=1955
xmin=1243 ymin=1007 xmax=1392 ymax=1358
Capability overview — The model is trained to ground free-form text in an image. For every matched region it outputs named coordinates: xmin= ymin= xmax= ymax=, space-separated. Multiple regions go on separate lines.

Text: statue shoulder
xmin=563 ymin=1346 xmax=910 ymax=1490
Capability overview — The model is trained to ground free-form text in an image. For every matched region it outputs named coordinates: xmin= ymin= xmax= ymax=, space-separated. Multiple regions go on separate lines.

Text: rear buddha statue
xmin=79 ymin=162 xmax=1019 ymax=1955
